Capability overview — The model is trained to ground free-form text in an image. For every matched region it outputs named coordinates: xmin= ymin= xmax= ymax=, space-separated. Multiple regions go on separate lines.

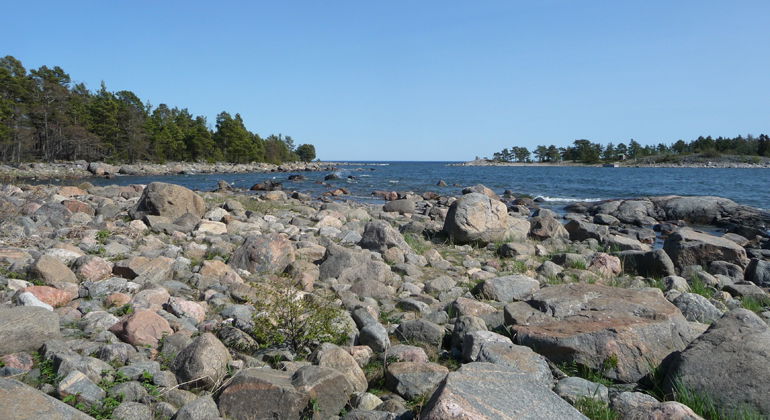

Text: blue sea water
xmin=85 ymin=162 xmax=770 ymax=210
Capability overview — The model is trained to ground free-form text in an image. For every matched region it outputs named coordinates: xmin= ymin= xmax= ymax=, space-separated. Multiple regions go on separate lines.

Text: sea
xmin=83 ymin=162 xmax=770 ymax=211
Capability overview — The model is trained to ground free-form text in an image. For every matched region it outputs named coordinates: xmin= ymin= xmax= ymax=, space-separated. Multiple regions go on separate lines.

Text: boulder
xmin=0 ymin=307 xmax=60 ymax=354
xmin=663 ymin=228 xmax=749 ymax=269
xmin=395 ymin=319 xmax=444 ymax=347
xmin=385 ymin=362 xmax=448 ymax=400
xmin=217 ymin=368 xmax=309 ymax=420
xmin=172 ymin=333 xmax=231 ymax=389
xmin=310 ymin=343 xmax=368 ymax=392
xmin=611 ymin=391 xmax=703 ymax=420
xmin=618 ymin=249 xmax=676 ymax=278
xmin=529 ymin=216 xmax=569 ymax=241
xmin=663 ymin=309 xmax=770 ymax=417
xmin=57 ymin=370 xmax=106 ymax=407
xmin=359 ymin=220 xmax=411 ymax=253
xmin=472 ymin=275 xmax=539 ymax=303
xmin=745 ymin=258 xmax=770 ymax=287
xmin=229 ymin=233 xmax=295 ymax=275
xmin=671 ymin=293 xmax=722 ymax=324
xmin=130 ymin=182 xmax=205 ymax=220
xmin=443 ymin=193 xmax=512 ymax=245
xmin=509 ymin=284 xmax=694 ymax=383
xmin=31 ymin=255 xmax=78 ymax=284
xmin=555 ymin=377 xmax=609 ymax=404
xmin=383 ymin=199 xmax=415 ymax=214
xmin=170 ymin=395 xmax=219 ymax=420
xmin=564 ymin=220 xmax=609 ymax=242
xmin=112 ymin=256 xmax=174 ymax=284
xmin=21 ymin=286 xmax=75 ymax=307
xmin=420 ymin=363 xmax=586 ymax=420
xmin=108 ymin=309 xmax=173 ymax=348
xmin=474 ymin=341 xmax=553 ymax=388
xmin=292 ymin=365 xmax=353 ymax=418
xmin=0 ymin=378 xmax=94 ymax=420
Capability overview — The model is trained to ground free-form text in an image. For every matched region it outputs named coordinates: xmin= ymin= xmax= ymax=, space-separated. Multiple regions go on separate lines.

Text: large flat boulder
xmin=0 ymin=306 xmax=60 ymax=354
xmin=663 ymin=309 xmax=770 ymax=417
xmin=664 ymin=228 xmax=749 ymax=269
xmin=130 ymin=182 xmax=205 ymax=220
xmin=509 ymin=283 xmax=694 ymax=383
xmin=420 ymin=362 xmax=586 ymax=420
xmin=0 ymin=378 xmax=94 ymax=420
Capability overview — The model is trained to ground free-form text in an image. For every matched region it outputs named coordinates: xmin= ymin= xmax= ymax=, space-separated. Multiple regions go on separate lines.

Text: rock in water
xmin=420 ymin=362 xmax=586 ymax=420
xmin=443 ymin=193 xmax=511 ymax=245
xmin=509 ymin=283 xmax=694 ymax=383
xmin=663 ymin=309 xmax=770 ymax=417
xmin=129 ymin=182 xmax=205 ymax=220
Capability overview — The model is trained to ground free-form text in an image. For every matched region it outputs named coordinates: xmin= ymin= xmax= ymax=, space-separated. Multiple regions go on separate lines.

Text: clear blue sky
xmin=3 ymin=1 xmax=769 ymax=161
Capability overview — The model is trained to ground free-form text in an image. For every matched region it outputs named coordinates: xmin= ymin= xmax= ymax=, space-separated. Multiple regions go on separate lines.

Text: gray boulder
xmin=292 ymin=365 xmax=353 ymax=419
xmin=663 ymin=309 xmax=770 ymax=417
xmin=443 ymin=193 xmax=512 ymax=245
xmin=472 ymin=274 xmax=539 ymax=303
xmin=382 ymin=199 xmax=415 ymax=214
xmin=229 ymin=233 xmax=295 ymax=275
xmin=664 ymin=228 xmax=749 ymax=269
xmin=510 ymin=284 xmax=694 ymax=383
xmin=618 ymin=249 xmax=676 ymax=278
xmin=0 ymin=306 xmax=60 ymax=354
xmin=395 ymin=319 xmax=444 ymax=347
xmin=420 ymin=363 xmax=586 ymax=420
xmin=359 ymin=220 xmax=411 ymax=253
xmin=529 ymin=216 xmax=569 ymax=241
xmin=474 ymin=341 xmax=553 ymax=388
xmin=672 ymin=293 xmax=723 ymax=323
xmin=0 ymin=378 xmax=94 ymax=420
xmin=171 ymin=333 xmax=231 ymax=389
xmin=564 ymin=220 xmax=609 ymax=242
xmin=385 ymin=362 xmax=448 ymax=400
xmin=555 ymin=377 xmax=609 ymax=404
xmin=745 ymin=258 xmax=770 ymax=287
xmin=130 ymin=182 xmax=205 ymax=220
xmin=217 ymin=368 xmax=309 ymax=420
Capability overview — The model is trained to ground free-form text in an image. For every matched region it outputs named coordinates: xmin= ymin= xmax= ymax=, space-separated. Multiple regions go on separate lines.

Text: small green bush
xmin=251 ymin=277 xmax=350 ymax=355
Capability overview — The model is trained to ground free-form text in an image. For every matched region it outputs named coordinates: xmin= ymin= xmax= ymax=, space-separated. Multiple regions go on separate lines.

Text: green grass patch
xmin=688 ymin=274 xmax=713 ymax=298
xmin=403 ymin=232 xmax=431 ymax=255
xmin=558 ymin=360 xmax=615 ymax=387
xmin=740 ymin=295 xmax=770 ymax=313
xmin=574 ymin=397 xmax=619 ymax=420
xmin=671 ymin=379 xmax=764 ymax=420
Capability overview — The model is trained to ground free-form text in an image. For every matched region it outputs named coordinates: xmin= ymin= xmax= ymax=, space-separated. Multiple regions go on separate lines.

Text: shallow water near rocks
xmin=77 ymin=162 xmax=770 ymax=210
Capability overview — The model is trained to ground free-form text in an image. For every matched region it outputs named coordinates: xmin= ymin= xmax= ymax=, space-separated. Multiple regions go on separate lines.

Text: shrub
xmin=251 ymin=277 xmax=350 ymax=355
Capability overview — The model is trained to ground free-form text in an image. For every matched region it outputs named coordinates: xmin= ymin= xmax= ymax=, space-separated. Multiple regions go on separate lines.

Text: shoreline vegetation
xmin=473 ymin=135 xmax=770 ymax=168
xmin=455 ymin=153 xmax=770 ymax=169
xmin=0 ymin=55 xmax=316 ymax=166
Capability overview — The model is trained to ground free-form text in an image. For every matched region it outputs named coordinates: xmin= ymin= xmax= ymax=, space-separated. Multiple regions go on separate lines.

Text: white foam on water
xmin=534 ymin=195 xmax=605 ymax=203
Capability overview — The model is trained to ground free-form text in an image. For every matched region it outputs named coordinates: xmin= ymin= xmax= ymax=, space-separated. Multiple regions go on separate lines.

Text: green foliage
xmin=688 ymin=274 xmax=713 ymax=299
xmin=568 ymin=259 xmax=588 ymax=270
xmin=295 ymin=144 xmax=316 ymax=162
xmin=404 ymin=233 xmax=431 ymax=255
xmin=671 ymin=379 xmax=764 ymax=420
xmin=250 ymin=277 xmax=350 ymax=355
xmin=574 ymin=397 xmax=619 ymax=420
xmin=489 ymin=134 xmax=770 ymax=165
xmin=558 ymin=360 xmax=615 ymax=387
xmin=140 ymin=371 xmax=161 ymax=398
xmin=37 ymin=356 xmax=57 ymax=385
xmin=740 ymin=295 xmax=770 ymax=313
xmin=113 ymin=304 xmax=134 ymax=317
xmin=0 ymin=55 xmax=314 ymax=164
xmin=95 ymin=229 xmax=111 ymax=244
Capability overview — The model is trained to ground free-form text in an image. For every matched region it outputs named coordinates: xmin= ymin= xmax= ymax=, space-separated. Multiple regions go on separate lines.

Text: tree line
xmin=0 ymin=55 xmax=317 ymax=164
xmin=490 ymin=135 xmax=770 ymax=164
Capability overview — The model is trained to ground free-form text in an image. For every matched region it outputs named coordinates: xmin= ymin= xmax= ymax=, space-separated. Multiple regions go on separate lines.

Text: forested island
xmin=485 ymin=136 xmax=770 ymax=165
xmin=0 ymin=55 xmax=316 ymax=165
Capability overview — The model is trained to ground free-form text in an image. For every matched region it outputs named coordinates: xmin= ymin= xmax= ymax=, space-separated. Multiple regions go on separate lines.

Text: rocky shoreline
xmin=0 ymin=180 xmax=769 ymax=419
xmin=0 ymin=160 xmax=339 ymax=181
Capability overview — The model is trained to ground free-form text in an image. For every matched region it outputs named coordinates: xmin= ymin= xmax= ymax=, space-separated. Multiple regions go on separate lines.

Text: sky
xmin=3 ymin=1 xmax=769 ymax=161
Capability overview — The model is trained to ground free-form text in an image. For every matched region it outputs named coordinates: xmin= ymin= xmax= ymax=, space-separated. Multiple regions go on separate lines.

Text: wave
xmin=388 ymin=180 xmax=399 ymax=184
xmin=534 ymin=195 xmax=605 ymax=203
